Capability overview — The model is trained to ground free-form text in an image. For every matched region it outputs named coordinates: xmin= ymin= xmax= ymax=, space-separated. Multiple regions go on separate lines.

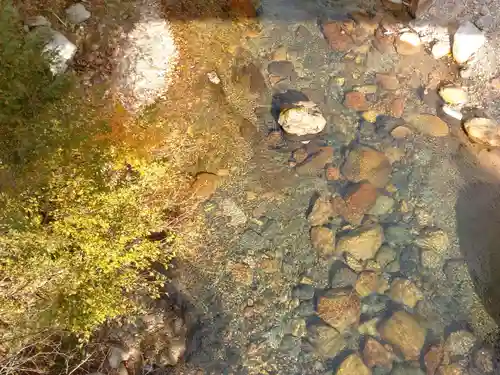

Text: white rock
xmin=442 ymin=105 xmax=463 ymax=120
xmin=464 ymin=117 xmax=500 ymax=147
xmin=278 ymin=101 xmax=326 ymax=136
xmin=399 ymin=32 xmax=421 ymax=47
xmin=432 ymin=41 xmax=451 ymax=59
xmin=43 ymin=30 xmax=77 ymax=75
xmin=65 ymin=3 xmax=91 ymax=24
xmin=452 ymin=21 xmax=486 ymax=64
xmin=207 ymin=71 xmax=220 ymax=85
xmin=108 ymin=346 xmax=130 ymax=369
xmin=221 ymin=198 xmax=247 ymax=226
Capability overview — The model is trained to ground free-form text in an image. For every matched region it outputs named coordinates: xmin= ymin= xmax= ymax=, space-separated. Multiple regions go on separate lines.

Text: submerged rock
xmin=363 ymin=337 xmax=394 ymax=369
xmin=452 ymin=22 xmax=486 ymax=64
xmin=407 ymin=114 xmax=449 ymax=137
xmin=308 ymin=325 xmax=346 ymax=358
xmin=444 ymin=330 xmax=476 ymax=357
xmin=379 ymin=311 xmax=426 ymax=360
xmin=310 ymin=226 xmax=336 ymax=255
xmin=439 ymin=86 xmax=468 ymax=105
xmin=336 ymin=224 xmax=384 ymax=261
xmin=317 ymin=290 xmax=361 ymax=332
xmin=463 ymin=118 xmax=500 ymax=147
xmin=278 ymin=101 xmax=327 ymax=137
xmin=388 ymin=278 xmax=423 ymax=308
xmin=336 ymin=353 xmax=371 ymax=375
xmin=342 ymin=145 xmax=392 ymax=188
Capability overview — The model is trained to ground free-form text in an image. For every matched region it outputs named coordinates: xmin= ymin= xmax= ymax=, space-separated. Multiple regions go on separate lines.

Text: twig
xmin=49 ymin=10 xmax=68 ymax=29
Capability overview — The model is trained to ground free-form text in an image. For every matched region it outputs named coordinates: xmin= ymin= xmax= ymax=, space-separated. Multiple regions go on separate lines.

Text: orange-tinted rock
xmin=376 ymin=73 xmax=399 ymax=90
xmin=363 ymin=337 xmax=394 ymax=369
xmin=389 ymin=98 xmax=405 ymax=118
xmin=322 ymin=21 xmax=355 ymax=51
xmin=344 ymin=91 xmax=369 ymax=111
xmin=308 ymin=195 xmax=335 ymax=226
xmin=326 ymin=165 xmax=341 ymax=181
xmin=355 ymin=271 xmax=380 ymax=297
xmin=296 ymin=146 xmax=334 ymax=176
xmin=336 ymin=354 xmax=372 ymax=375
xmin=344 ymin=182 xmax=378 ymax=224
xmin=310 ymin=226 xmax=336 ymax=255
xmin=373 ymin=27 xmax=395 ymax=54
xmin=379 ymin=311 xmax=426 ymax=360
xmin=191 ymin=173 xmax=220 ymax=201
xmin=341 ymin=145 xmax=392 ymax=188
xmin=317 ymin=290 xmax=361 ymax=332
xmin=425 ymin=345 xmax=444 ymax=375
xmin=391 ymin=126 xmax=413 ymax=139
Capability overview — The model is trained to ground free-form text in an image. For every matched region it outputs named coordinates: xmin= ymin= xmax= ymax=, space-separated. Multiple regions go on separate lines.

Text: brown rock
xmin=373 ymin=27 xmax=395 ymax=54
xmin=326 ymin=165 xmax=341 ymax=181
xmin=437 ymin=364 xmax=465 ymax=375
xmin=336 ymin=224 xmax=384 ymax=261
xmin=308 ymin=195 xmax=335 ymax=226
xmin=463 ymin=118 xmax=500 ymax=147
xmin=407 ymin=114 xmax=449 ymax=137
xmin=389 ymin=98 xmax=405 ymax=118
xmin=317 ymin=290 xmax=361 ymax=332
xmin=292 ymin=147 xmax=308 ymax=164
xmin=265 ymin=131 xmax=283 ymax=148
xmin=311 ymin=226 xmax=336 ymax=255
xmin=322 ymin=21 xmax=355 ymax=52
xmin=351 ymin=11 xmax=379 ymax=34
xmin=344 ymin=91 xmax=369 ymax=111
xmin=424 ymin=345 xmax=444 ymax=375
xmin=309 ymin=325 xmax=347 ymax=358
xmin=388 ymin=278 xmax=423 ymax=308
xmin=363 ymin=337 xmax=394 ymax=369
xmin=191 ymin=173 xmax=220 ymax=201
xmin=375 ymin=73 xmax=399 ymax=90
xmin=391 ymin=126 xmax=413 ymax=139
xmin=344 ymin=182 xmax=378 ymax=224
xmin=355 ymin=271 xmax=379 ymax=297
xmin=379 ymin=311 xmax=426 ymax=360
xmin=228 ymin=263 xmax=253 ymax=285
xmin=341 ymin=145 xmax=392 ymax=188
xmin=395 ymin=32 xmax=422 ymax=55
xmin=336 ymin=353 xmax=371 ymax=375
xmin=296 ymin=146 xmax=334 ymax=176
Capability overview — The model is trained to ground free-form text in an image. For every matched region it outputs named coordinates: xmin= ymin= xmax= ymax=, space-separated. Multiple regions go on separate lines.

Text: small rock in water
xmin=268 ymin=61 xmax=295 ymax=77
xmin=363 ymin=337 xmax=394 ymax=369
xmin=432 ymin=41 xmax=451 ymax=59
xmin=292 ymin=284 xmax=315 ymax=300
xmin=308 ymin=195 xmax=336 ymax=226
xmin=379 ymin=311 xmax=426 ymax=360
xmin=341 ymin=145 xmax=392 ymax=188
xmin=310 ymin=226 xmax=336 ymax=255
xmin=355 ymin=271 xmax=380 ymax=297
xmin=316 ymin=290 xmax=361 ymax=332
xmin=442 ymin=105 xmax=463 ymax=121
xmin=191 ymin=172 xmax=220 ymax=201
xmin=221 ymin=199 xmax=247 ymax=226
xmin=376 ymin=73 xmax=399 ymax=90
xmin=336 ymin=354 xmax=371 ymax=375
xmin=375 ymin=245 xmax=397 ymax=268
xmin=65 ymin=3 xmax=91 ymax=24
xmin=407 ymin=114 xmax=449 ymax=137
xmin=322 ymin=21 xmax=355 ymax=52
xmin=389 ymin=98 xmax=405 ymax=118
xmin=344 ymin=91 xmax=369 ymax=111
xmin=330 ymin=263 xmax=358 ymax=288
xmin=452 ymin=21 xmax=486 ymax=64
xmin=207 ymin=71 xmax=221 ymax=85
xmin=336 ymin=224 xmax=384 ymax=261
xmin=395 ymin=32 xmax=422 ymax=55
xmin=425 ymin=345 xmax=444 ymax=375
xmin=278 ymin=101 xmax=326 ymax=137
xmin=439 ymin=87 xmax=468 ymax=105
xmin=463 ymin=118 xmax=500 ymax=147
xmin=308 ymin=324 xmax=346 ymax=358
xmin=444 ymin=330 xmax=476 ymax=357
xmin=391 ymin=125 xmax=413 ymax=139
xmin=369 ymin=195 xmax=395 ymax=215
xmin=416 ymin=228 xmax=449 ymax=254
xmin=343 ymin=182 xmax=378 ymax=224
xmin=296 ymin=146 xmax=333 ymax=176
xmin=271 ymin=45 xmax=288 ymax=61
xmin=437 ymin=364 xmax=466 ymax=375
xmin=473 ymin=347 xmax=495 ymax=373
xmin=391 ymin=364 xmax=425 ymax=375
xmin=388 ymin=278 xmax=423 ymax=308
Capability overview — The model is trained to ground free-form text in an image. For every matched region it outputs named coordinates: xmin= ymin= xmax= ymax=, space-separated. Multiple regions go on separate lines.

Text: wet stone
xmin=191 ymin=172 xmax=220 ymax=201
xmin=317 ymin=289 xmax=361 ymax=332
xmin=292 ymin=284 xmax=315 ymax=300
xmin=399 ymin=247 xmax=420 ymax=278
xmin=425 ymin=345 xmax=444 ymax=375
xmin=343 ymin=182 xmax=378 ymax=224
xmin=395 ymin=32 xmax=422 ymax=55
xmin=407 ymin=114 xmax=449 ymax=137
xmin=296 ymin=147 xmax=334 ymax=176
xmin=384 ymin=225 xmax=412 ymax=246
xmin=379 ymin=311 xmax=426 ymax=360
xmin=391 ymin=125 xmax=413 ymax=139
xmin=436 ymin=364 xmax=466 ymax=375
xmin=376 ymin=73 xmax=400 ymax=91
xmin=336 ymin=224 xmax=384 ymax=261
xmin=391 ymin=364 xmax=425 ymax=375
xmin=421 ymin=250 xmax=443 ymax=270
xmin=388 ymin=278 xmax=423 ymax=308
xmin=239 ymin=229 xmax=270 ymax=252
xmin=355 ymin=271 xmax=380 ymax=297
xmin=444 ymin=330 xmax=476 ymax=357
xmin=376 ymin=245 xmax=398 ymax=268
xmin=308 ymin=325 xmax=346 ymax=358
xmin=363 ymin=337 xmax=394 ymax=369
xmin=295 ymin=301 xmax=315 ymax=316
xmin=369 ymin=195 xmax=395 ymax=216
xmin=322 ymin=20 xmax=355 ymax=52
xmin=443 ymin=259 xmax=470 ymax=285
xmin=361 ymin=294 xmax=391 ymax=318
xmin=330 ymin=263 xmax=358 ymax=288
xmin=416 ymin=228 xmax=449 ymax=254
xmin=336 ymin=353 xmax=371 ymax=375
xmin=344 ymin=91 xmax=369 ymax=111
xmin=268 ymin=61 xmax=295 ymax=77
xmin=439 ymin=87 xmax=468 ymax=105
xmin=310 ymin=226 xmax=336 ymax=255
xmin=308 ymin=195 xmax=336 ymax=226
xmin=358 ymin=318 xmax=380 ymax=337
xmin=473 ymin=347 xmax=495 ymax=373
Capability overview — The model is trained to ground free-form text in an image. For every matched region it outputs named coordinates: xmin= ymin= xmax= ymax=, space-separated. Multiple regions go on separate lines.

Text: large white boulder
xmin=43 ymin=30 xmax=77 ymax=75
xmin=452 ymin=21 xmax=486 ymax=64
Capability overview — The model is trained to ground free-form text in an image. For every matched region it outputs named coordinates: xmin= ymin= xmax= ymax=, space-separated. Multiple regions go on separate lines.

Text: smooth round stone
xmin=407 ymin=114 xmax=449 ymax=137
xmin=463 ymin=117 xmax=500 ymax=147
xmin=292 ymin=284 xmax=315 ymax=300
xmin=439 ymin=86 xmax=468 ymax=105
xmin=395 ymin=32 xmax=422 ymax=55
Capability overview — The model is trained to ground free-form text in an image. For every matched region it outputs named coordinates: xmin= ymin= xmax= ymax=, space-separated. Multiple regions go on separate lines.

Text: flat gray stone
xmin=66 ymin=3 xmax=91 ymax=24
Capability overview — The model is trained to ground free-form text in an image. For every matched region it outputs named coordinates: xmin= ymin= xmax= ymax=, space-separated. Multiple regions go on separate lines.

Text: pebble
xmin=343 ymin=182 xmax=378 ymax=224
xmin=278 ymin=101 xmax=327 ymax=137
xmin=425 ymin=345 xmax=444 ymax=375
xmin=391 ymin=125 xmax=413 ymax=139
xmin=395 ymin=32 xmax=422 ymax=55
xmin=330 ymin=263 xmax=358 ymax=288
xmin=316 ymin=290 xmax=361 ymax=332
xmin=388 ymin=278 xmax=423 ymax=308
xmin=308 ymin=325 xmax=346 ymax=358
xmin=463 ymin=117 xmax=500 ymax=147
xmin=228 ymin=263 xmax=253 ymax=285
xmin=336 ymin=224 xmax=384 ymax=261
xmin=473 ymin=347 xmax=495 ymax=373
xmin=369 ymin=195 xmax=395 ymax=215
xmin=432 ymin=41 xmax=451 ymax=59
xmin=191 ymin=173 xmax=220 ymax=201
xmin=344 ymin=91 xmax=369 ymax=111
xmin=308 ymin=195 xmax=336 ymax=226
xmin=376 ymin=245 xmax=398 ymax=268
xmin=65 ymin=3 xmax=91 ymax=24
xmin=363 ymin=337 xmax=394 ymax=369
xmin=296 ymin=146 xmax=334 ymax=176
xmin=221 ymin=199 xmax=247 ymax=226
xmin=379 ymin=311 xmax=426 ymax=360
xmin=341 ymin=145 xmax=392 ymax=188
xmin=322 ymin=21 xmax=355 ymax=52
xmin=355 ymin=271 xmax=380 ymax=297
xmin=268 ymin=61 xmax=295 ymax=77
xmin=310 ymin=226 xmax=336 ymax=255
xmin=358 ymin=318 xmax=380 ymax=337
xmin=444 ymin=330 xmax=476 ymax=357
xmin=439 ymin=87 xmax=468 ymax=105
xmin=292 ymin=284 xmax=315 ymax=300
xmin=376 ymin=73 xmax=400 ymax=90
xmin=437 ymin=364 xmax=466 ymax=375
xmin=416 ymin=228 xmax=449 ymax=254
xmin=271 ymin=45 xmax=288 ymax=61
xmin=452 ymin=21 xmax=486 ymax=64
xmin=384 ymin=225 xmax=412 ymax=246
xmin=407 ymin=114 xmax=449 ymax=137
xmin=326 ymin=165 xmax=341 ymax=181
xmin=292 ymin=147 xmax=308 ymax=164
xmin=355 ymin=85 xmax=378 ymax=94
xmin=336 ymin=353 xmax=371 ymax=375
